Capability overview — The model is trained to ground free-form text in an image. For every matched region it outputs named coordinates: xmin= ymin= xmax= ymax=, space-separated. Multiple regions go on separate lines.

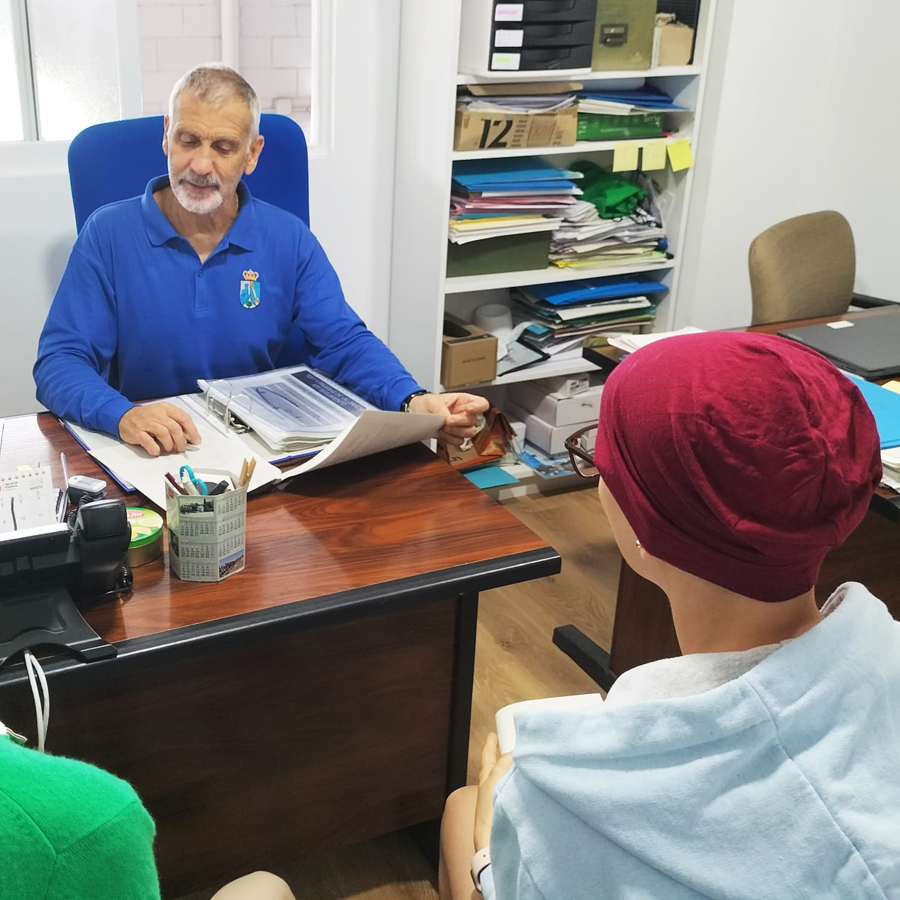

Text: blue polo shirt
xmin=34 ymin=177 xmax=422 ymax=437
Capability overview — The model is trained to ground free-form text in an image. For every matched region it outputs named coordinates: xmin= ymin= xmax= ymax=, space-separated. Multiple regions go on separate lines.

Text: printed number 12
xmin=478 ymin=119 xmax=513 ymax=149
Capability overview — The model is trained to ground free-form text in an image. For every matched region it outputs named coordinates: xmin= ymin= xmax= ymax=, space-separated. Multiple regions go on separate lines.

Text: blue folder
xmin=846 ymin=374 xmax=900 ymax=449
xmin=521 ymin=276 xmax=669 ymax=307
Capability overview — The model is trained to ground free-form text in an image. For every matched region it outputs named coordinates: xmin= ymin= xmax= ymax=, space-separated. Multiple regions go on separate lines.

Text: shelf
xmin=453 ymin=133 xmax=689 ymax=161
xmin=444 ymin=259 xmax=675 ymax=294
xmin=456 ymin=66 xmax=700 ymax=85
xmin=445 ymin=355 xmax=600 ymax=391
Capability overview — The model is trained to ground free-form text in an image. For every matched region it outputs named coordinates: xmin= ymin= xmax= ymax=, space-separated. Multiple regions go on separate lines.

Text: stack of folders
xmin=550 ymin=172 xmax=668 ymax=270
xmin=511 ymin=275 xmax=667 ymax=357
xmin=449 ymin=157 xmax=582 ymax=246
xmin=576 ymin=85 xmax=689 ymax=141
xmin=196 ymin=366 xmax=375 ymax=453
xmin=843 ymin=375 xmax=900 ymax=493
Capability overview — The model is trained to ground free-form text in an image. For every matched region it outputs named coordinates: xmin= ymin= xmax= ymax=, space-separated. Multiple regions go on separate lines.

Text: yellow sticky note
xmin=883 ymin=380 xmax=900 ymax=395
xmin=612 ymin=142 xmax=639 ymax=172
xmin=667 ymin=140 xmax=694 ymax=172
xmin=641 ymin=141 xmax=667 ymax=171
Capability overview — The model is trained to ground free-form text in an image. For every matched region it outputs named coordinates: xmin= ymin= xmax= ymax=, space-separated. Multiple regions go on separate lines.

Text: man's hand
xmin=407 ymin=392 xmax=490 ymax=448
xmin=118 ymin=402 xmax=202 ymax=457
xmin=473 ymin=732 xmax=513 ymax=851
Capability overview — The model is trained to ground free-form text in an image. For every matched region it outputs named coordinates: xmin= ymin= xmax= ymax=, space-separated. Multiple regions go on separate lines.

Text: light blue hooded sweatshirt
xmin=483 ymin=583 xmax=900 ymax=900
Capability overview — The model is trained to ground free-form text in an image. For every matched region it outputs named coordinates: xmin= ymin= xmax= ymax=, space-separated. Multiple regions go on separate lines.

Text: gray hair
xmin=168 ymin=63 xmax=261 ymax=141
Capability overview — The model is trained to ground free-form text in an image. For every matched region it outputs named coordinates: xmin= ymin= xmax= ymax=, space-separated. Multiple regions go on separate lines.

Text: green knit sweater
xmin=0 ymin=729 xmax=161 ymax=900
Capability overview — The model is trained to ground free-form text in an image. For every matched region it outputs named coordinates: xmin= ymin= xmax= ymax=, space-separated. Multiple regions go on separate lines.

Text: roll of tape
xmin=473 ymin=303 xmax=513 ymax=340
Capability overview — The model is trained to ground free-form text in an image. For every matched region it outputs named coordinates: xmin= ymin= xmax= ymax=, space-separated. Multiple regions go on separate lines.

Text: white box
xmin=535 ymin=373 xmax=590 ymax=397
xmin=507 ymin=402 xmax=596 ymax=456
xmin=508 ymin=382 xmax=603 ymax=428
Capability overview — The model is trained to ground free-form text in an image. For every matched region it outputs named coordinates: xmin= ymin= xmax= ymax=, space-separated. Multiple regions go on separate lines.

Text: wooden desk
xmin=571 ymin=308 xmax=900 ymax=685
xmin=0 ymin=415 xmax=560 ymax=896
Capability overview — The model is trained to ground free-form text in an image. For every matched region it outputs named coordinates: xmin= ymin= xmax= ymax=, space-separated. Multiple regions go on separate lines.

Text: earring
xmin=635 ymin=539 xmax=641 ymax=549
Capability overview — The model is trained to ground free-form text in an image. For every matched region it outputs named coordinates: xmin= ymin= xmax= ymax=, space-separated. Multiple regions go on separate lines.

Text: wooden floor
xmin=175 ymin=482 xmax=614 ymax=900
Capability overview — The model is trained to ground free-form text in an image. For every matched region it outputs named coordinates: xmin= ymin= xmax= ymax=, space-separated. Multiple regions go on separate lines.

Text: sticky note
xmin=667 ymin=140 xmax=694 ymax=171
xmin=612 ymin=142 xmax=639 ymax=172
xmin=641 ymin=141 xmax=667 ymax=171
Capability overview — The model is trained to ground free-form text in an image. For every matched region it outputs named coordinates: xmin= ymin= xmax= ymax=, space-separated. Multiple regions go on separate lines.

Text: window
xmin=3 ymin=0 xmax=121 ymax=142
xmin=3 ymin=0 xmax=320 ymax=144
xmin=137 ymin=0 xmax=315 ymax=138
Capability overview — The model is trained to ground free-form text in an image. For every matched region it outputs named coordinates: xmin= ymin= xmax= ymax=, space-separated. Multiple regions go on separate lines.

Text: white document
xmin=65 ymin=404 xmax=443 ymax=509
xmin=609 ymin=326 xmax=704 ymax=353
xmin=495 ymin=693 xmax=604 ymax=754
xmin=280 ymin=410 xmax=443 ymax=477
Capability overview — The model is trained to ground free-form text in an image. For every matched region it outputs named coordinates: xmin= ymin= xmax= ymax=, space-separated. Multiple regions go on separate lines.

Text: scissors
xmin=179 ymin=465 xmax=208 ymax=495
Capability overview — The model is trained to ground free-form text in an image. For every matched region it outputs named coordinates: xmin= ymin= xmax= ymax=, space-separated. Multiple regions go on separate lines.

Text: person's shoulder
xmin=82 ymin=194 xmax=144 ymax=237
xmin=0 ymin=736 xmax=149 ymax=849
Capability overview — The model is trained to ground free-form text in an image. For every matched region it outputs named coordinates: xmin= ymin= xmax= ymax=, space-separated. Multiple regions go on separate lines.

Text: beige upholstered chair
xmin=748 ymin=210 xmax=857 ymax=325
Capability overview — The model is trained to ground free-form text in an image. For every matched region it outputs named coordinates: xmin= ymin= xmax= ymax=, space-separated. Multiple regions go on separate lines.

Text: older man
xmin=34 ymin=64 xmax=487 ymax=456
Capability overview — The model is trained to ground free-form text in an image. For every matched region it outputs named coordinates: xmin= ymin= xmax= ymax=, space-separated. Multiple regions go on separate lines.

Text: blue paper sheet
xmin=463 ymin=466 xmax=519 ymax=489
xmin=846 ymin=374 xmax=900 ymax=449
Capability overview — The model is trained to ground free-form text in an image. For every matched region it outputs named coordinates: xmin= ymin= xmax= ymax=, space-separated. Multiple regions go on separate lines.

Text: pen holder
xmin=164 ymin=472 xmax=247 ymax=583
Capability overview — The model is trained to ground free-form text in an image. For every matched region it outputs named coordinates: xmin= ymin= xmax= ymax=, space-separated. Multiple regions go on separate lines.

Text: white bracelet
xmin=470 ymin=847 xmax=491 ymax=893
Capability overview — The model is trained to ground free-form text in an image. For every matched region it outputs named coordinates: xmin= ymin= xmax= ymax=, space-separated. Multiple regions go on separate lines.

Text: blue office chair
xmin=67 ymin=112 xmax=309 ymax=231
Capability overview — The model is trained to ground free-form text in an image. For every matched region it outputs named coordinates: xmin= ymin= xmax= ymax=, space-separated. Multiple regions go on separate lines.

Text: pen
xmin=165 ymin=471 xmax=186 ymax=495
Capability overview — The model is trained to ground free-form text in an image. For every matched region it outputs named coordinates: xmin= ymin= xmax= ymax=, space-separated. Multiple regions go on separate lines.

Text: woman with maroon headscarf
xmin=440 ymin=332 xmax=900 ymax=900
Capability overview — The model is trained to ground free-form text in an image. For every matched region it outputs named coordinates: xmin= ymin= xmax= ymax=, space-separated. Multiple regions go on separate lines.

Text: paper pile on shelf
xmin=550 ymin=170 xmax=669 ymax=269
xmin=449 ymin=157 xmax=583 ymax=245
xmin=511 ymin=275 xmax=667 ymax=355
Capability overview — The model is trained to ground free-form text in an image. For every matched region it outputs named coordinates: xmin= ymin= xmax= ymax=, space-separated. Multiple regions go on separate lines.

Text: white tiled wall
xmin=137 ymin=0 xmax=312 ymax=131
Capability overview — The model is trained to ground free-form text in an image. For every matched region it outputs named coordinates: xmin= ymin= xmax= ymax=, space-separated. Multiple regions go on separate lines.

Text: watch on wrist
xmin=400 ymin=389 xmax=429 ymax=413
xmin=470 ymin=847 xmax=491 ymax=893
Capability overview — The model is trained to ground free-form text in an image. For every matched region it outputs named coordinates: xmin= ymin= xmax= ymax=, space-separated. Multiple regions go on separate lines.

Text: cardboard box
xmin=508 ymin=382 xmax=604 ymax=428
xmin=441 ymin=314 xmax=498 ymax=389
xmin=453 ymin=104 xmax=577 ymax=152
xmin=656 ymin=21 xmax=694 ymax=66
xmin=507 ymin=402 xmax=597 ymax=456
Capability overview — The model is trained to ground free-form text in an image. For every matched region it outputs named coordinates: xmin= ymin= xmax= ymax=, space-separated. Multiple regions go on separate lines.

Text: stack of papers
xmin=882 ymin=447 xmax=900 ymax=493
xmin=549 ymin=173 xmax=669 ymax=269
xmin=608 ymin=326 xmax=704 ymax=353
xmin=449 ymin=158 xmax=582 ymax=245
xmin=510 ymin=276 xmax=667 ymax=355
xmin=458 ymin=81 xmax=581 ymax=115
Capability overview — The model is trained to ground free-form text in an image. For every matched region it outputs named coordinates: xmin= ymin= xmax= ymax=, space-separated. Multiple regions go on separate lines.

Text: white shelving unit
xmin=390 ymin=0 xmax=718 ymax=396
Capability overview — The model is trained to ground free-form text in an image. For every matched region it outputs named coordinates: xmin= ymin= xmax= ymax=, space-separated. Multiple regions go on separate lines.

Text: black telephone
xmin=0 ymin=499 xmax=132 ymax=670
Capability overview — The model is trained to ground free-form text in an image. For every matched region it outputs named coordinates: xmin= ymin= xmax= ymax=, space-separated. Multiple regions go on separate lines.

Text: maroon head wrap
xmin=593 ymin=331 xmax=882 ymax=602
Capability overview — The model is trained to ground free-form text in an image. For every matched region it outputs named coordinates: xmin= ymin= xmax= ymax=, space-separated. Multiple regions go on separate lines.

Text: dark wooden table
xmin=0 ymin=414 xmax=560 ymax=896
xmin=568 ymin=307 xmax=900 ymax=685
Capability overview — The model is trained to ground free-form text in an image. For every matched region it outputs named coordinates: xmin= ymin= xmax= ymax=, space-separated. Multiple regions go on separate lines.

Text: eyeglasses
xmin=565 ymin=425 xmax=599 ymax=479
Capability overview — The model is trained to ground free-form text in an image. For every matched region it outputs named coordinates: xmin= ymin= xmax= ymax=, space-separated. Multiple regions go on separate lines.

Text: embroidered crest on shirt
xmin=240 ymin=270 xmax=260 ymax=308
